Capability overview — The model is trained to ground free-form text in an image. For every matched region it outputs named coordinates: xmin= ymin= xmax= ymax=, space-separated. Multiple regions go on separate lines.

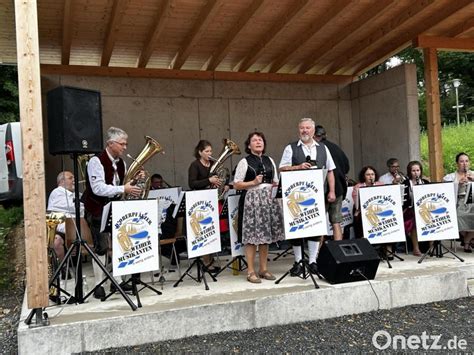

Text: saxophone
xmin=123 ymin=136 xmax=164 ymax=200
xmin=209 ymin=138 xmax=241 ymax=199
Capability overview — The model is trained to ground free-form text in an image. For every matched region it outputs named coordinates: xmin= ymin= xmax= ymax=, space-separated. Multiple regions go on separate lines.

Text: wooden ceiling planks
xmin=1 ymin=0 xmax=473 ymax=76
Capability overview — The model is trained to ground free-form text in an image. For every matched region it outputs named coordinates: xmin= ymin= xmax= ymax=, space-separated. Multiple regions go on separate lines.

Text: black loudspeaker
xmin=47 ymin=86 xmax=103 ymax=155
xmin=318 ymin=239 xmax=380 ymax=284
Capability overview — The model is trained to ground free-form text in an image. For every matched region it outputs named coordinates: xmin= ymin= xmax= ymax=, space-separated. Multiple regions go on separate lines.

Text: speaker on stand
xmin=318 ymin=239 xmax=380 ymax=284
xmin=47 ymin=86 xmax=103 ymax=155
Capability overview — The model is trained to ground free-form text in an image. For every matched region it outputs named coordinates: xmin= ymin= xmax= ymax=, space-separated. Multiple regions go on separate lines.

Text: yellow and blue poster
xmin=227 ymin=194 xmax=244 ymax=257
xmin=413 ymin=183 xmax=459 ymax=242
xmin=281 ymin=169 xmax=328 ymax=239
xmin=185 ymin=189 xmax=221 ymax=258
xmin=112 ymin=200 xmax=159 ymax=276
xmin=359 ymin=184 xmax=405 ymax=244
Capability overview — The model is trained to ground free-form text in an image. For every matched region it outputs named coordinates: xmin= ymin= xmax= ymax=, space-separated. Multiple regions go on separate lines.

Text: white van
xmin=0 ymin=122 xmax=23 ymax=205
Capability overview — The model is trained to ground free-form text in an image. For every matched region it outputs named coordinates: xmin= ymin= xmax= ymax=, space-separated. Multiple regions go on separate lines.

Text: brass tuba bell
xmin=123 ymin=136 xmax=164 ymax=200
xmin=209 ymin=138 xmax=241 ymax=199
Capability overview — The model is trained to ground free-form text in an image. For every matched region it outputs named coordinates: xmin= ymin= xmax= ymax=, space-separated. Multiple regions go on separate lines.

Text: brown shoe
xmin=247 ymin=272 xmax=261 ymax=284
xmin=258 ymin=270 xmax=276 ymax=281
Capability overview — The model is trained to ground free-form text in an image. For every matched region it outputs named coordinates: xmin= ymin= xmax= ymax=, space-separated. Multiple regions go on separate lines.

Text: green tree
xmin=396 ymin=49 xmax=474 ymax=129
xmin=0 ymin=65 xmax=19 ymax=125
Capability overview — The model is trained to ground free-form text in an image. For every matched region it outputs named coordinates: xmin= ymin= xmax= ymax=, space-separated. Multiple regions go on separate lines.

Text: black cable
xmin=354 ymin=269 xmax=380 ymax=311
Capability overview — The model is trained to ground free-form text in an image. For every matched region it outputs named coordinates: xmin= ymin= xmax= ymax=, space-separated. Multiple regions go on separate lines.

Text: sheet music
xmin=100 ymin=202 xmax=111 ymax=232
xmin=172 ymin=191 xmax=185 ymax=218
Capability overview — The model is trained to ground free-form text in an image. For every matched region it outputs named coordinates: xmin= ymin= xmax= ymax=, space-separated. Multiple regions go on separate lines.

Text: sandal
xmin=258 ymin=270 xmax=276 ymax=281
xmin=247 ymin=272 xmax=261 ymax=284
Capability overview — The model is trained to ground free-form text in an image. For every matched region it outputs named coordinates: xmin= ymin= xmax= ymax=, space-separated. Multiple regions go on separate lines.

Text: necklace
xmin=200 ymin=159 xmax=210 ymax=167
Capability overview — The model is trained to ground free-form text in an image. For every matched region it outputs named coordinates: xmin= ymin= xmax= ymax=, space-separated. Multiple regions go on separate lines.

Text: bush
xmin=420 ymin=122 xmax=474 ymax=178
xmin=0 ymin=206 xmax=23 ymax=288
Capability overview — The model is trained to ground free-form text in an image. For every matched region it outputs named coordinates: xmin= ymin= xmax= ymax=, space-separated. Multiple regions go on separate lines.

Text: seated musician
xmin=47 ymin=171 xmax=84 ymax=278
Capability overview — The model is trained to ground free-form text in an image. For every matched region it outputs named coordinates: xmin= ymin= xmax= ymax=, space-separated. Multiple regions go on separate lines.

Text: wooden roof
xmin=1 ymin=0 xmax=473 ymax=78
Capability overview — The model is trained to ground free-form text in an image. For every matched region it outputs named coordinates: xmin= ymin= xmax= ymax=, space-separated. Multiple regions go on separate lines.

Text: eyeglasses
xmin=390 ymin=165 xmax=400 ymax=168
xmin=113 ymin=141 xmax=127 ymax=147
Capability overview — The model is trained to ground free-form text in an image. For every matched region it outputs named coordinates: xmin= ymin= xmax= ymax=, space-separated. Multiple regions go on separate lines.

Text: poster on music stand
xmin=326 ymin=186 xmax=354 ymax=235
xmin=413 ymin=183 xmax=459 ymax=242
xmin=185 ymin=189 xmax=221 ymax=258
xmin=359 ymin=184 xmax=405 ymax=244
xmin=111 ymin=200 xmax=159 ymax=277
xmin=281 ymin=169 xmax=328 ymax=239
xmin=227 ymin=194 xmax=244 ymax=257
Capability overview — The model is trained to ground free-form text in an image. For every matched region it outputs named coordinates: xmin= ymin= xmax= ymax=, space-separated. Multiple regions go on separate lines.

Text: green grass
xmin=0 ymin=206 xmax=23 ymax=288
xmin=420 ymin=122 xmax=474 ymax=178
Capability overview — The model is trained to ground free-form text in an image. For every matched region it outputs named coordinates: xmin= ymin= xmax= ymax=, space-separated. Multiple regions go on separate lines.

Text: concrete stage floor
xmin=18 ymin=242 xmax=474 ymax=354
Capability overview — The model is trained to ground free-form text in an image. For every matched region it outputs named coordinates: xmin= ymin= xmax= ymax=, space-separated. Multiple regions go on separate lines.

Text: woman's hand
xmin=209 ymin=175 xmax=221 ymax=187
xmin=254 ymin=174 xmax=263 ymax=186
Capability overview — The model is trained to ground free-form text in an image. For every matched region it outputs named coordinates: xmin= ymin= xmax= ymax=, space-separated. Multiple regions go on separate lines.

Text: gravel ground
xmin=79 ymin=296 xmax=473 ymax=354
xmin=0 ymin=286 xmax=23 ymax=354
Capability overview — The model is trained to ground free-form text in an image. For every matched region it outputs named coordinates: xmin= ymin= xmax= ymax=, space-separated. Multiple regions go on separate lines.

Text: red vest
xmin=82 ymin=151 xmax=125 ymax=217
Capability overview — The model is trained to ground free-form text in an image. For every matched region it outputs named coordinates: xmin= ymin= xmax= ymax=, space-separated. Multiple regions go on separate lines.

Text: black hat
xmin=315 ymin=125 xmax=326 ymax=137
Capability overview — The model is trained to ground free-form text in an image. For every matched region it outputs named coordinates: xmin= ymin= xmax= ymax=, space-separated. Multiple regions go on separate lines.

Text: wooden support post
xmin=14 ymin=0 xmax=48 ymax=308
xmin=423 ymin=48 xmax=444 ymax=181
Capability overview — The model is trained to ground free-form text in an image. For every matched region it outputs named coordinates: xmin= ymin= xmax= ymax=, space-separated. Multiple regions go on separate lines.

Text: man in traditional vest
xmin=279 ymin=118 xmax=336 ymax=276
xmin=82 ymin=126 xmax=142 ymax=299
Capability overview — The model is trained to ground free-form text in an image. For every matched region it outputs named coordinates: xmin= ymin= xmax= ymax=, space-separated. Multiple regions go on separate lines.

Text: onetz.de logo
xmin=372 ymin=330 xmax=467 ymax=351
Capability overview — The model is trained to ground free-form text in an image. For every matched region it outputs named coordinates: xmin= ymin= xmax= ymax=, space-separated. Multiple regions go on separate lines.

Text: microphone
xmin=368 ymin=178 xmax=374 ymax=186
xmin=306 ymin=155 xmax=316 ymax=167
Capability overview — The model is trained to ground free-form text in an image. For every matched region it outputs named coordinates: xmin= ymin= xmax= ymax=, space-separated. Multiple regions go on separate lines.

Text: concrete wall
xmin=350 ymin=64 xmax=420 ymax=178
xmin=40 ymin=75 xmax=354 ymax=192
xmin=40 ymin=64 xmax=417 ymax=193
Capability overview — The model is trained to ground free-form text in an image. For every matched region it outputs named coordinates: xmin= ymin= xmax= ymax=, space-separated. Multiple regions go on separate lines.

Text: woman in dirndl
xmin=233 ymin=132 xmax=284 ymax=283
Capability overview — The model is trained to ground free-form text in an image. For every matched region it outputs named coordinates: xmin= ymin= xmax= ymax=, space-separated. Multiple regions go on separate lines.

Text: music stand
xmin=418 ymin=240 xmax=464 ymax=264
xmin=26 ymin=153 xmax=137 ymax=326
xmin=274 ymin=169 xmax=322 ymax=289
xmin=275 ymin=237 xmax=321 ymax=289
xmin=377 ymin=244 xmax=404 ymax=269
xmin=172 ymin=192 xmax=217 ymax=290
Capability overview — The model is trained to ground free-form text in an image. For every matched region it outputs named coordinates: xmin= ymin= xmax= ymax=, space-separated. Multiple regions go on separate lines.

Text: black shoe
xmin=93 ymin=286 xmax=105 ymax=299
xmin=290 ymin=262 xmax=303 ymax=277
xmin=308 ymin=262 xmax=318 ymax=274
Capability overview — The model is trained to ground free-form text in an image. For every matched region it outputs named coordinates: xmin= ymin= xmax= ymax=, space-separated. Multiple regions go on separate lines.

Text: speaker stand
xmin=214 ymin=255 xmax=248 ymax=276
xmin=417 ymin=240 xmax=464 ymax=264
xmin=377 ymin=244 xmax=404 ymax=269
xmin=275 ymin=239 xmax=320 ymax=289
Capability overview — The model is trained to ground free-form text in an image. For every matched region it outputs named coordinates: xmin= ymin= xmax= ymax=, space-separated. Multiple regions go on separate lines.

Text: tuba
xmin=209 ymin=138 xmax=241 ymax=199
xmin=123 ymin=136 xmax=164 ymax=200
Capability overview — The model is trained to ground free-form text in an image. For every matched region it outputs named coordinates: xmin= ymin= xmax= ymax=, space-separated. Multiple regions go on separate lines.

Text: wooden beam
xmin=269 ymin=0 xmax=351 ymax=73
xmin=423 ymin=48 xmax=444 ymax=181
xmin=297 ymin=0 xmax=394 ymax=74
xmin=40 ymin=64 xmax=354 ymax=84
xmin=326 ymin=0 xmax=436 ymax=75
xmin=101 ymin=0 xmax=130 ymax=67
xmin=173 ymin=0 xmax=224 ymax=70
xmin=237 ymin=0 xmax=311 ymax=72
xmin=15 ymin=0 xmax=48 ymax=309
xmin=137 ymin=0 xmax=174 ymax=68
xmin=414 ymin=35 xmax=474 ymax=51
xmin=206 ymin=0 xmax=265 ymax=71
xmin=446 ymin=16 xmax=474 ymax=37
xmin=354 ymin=0 xmax=473 ymax=76
xmin=61 ymin=0 xmax=73 ymax=65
